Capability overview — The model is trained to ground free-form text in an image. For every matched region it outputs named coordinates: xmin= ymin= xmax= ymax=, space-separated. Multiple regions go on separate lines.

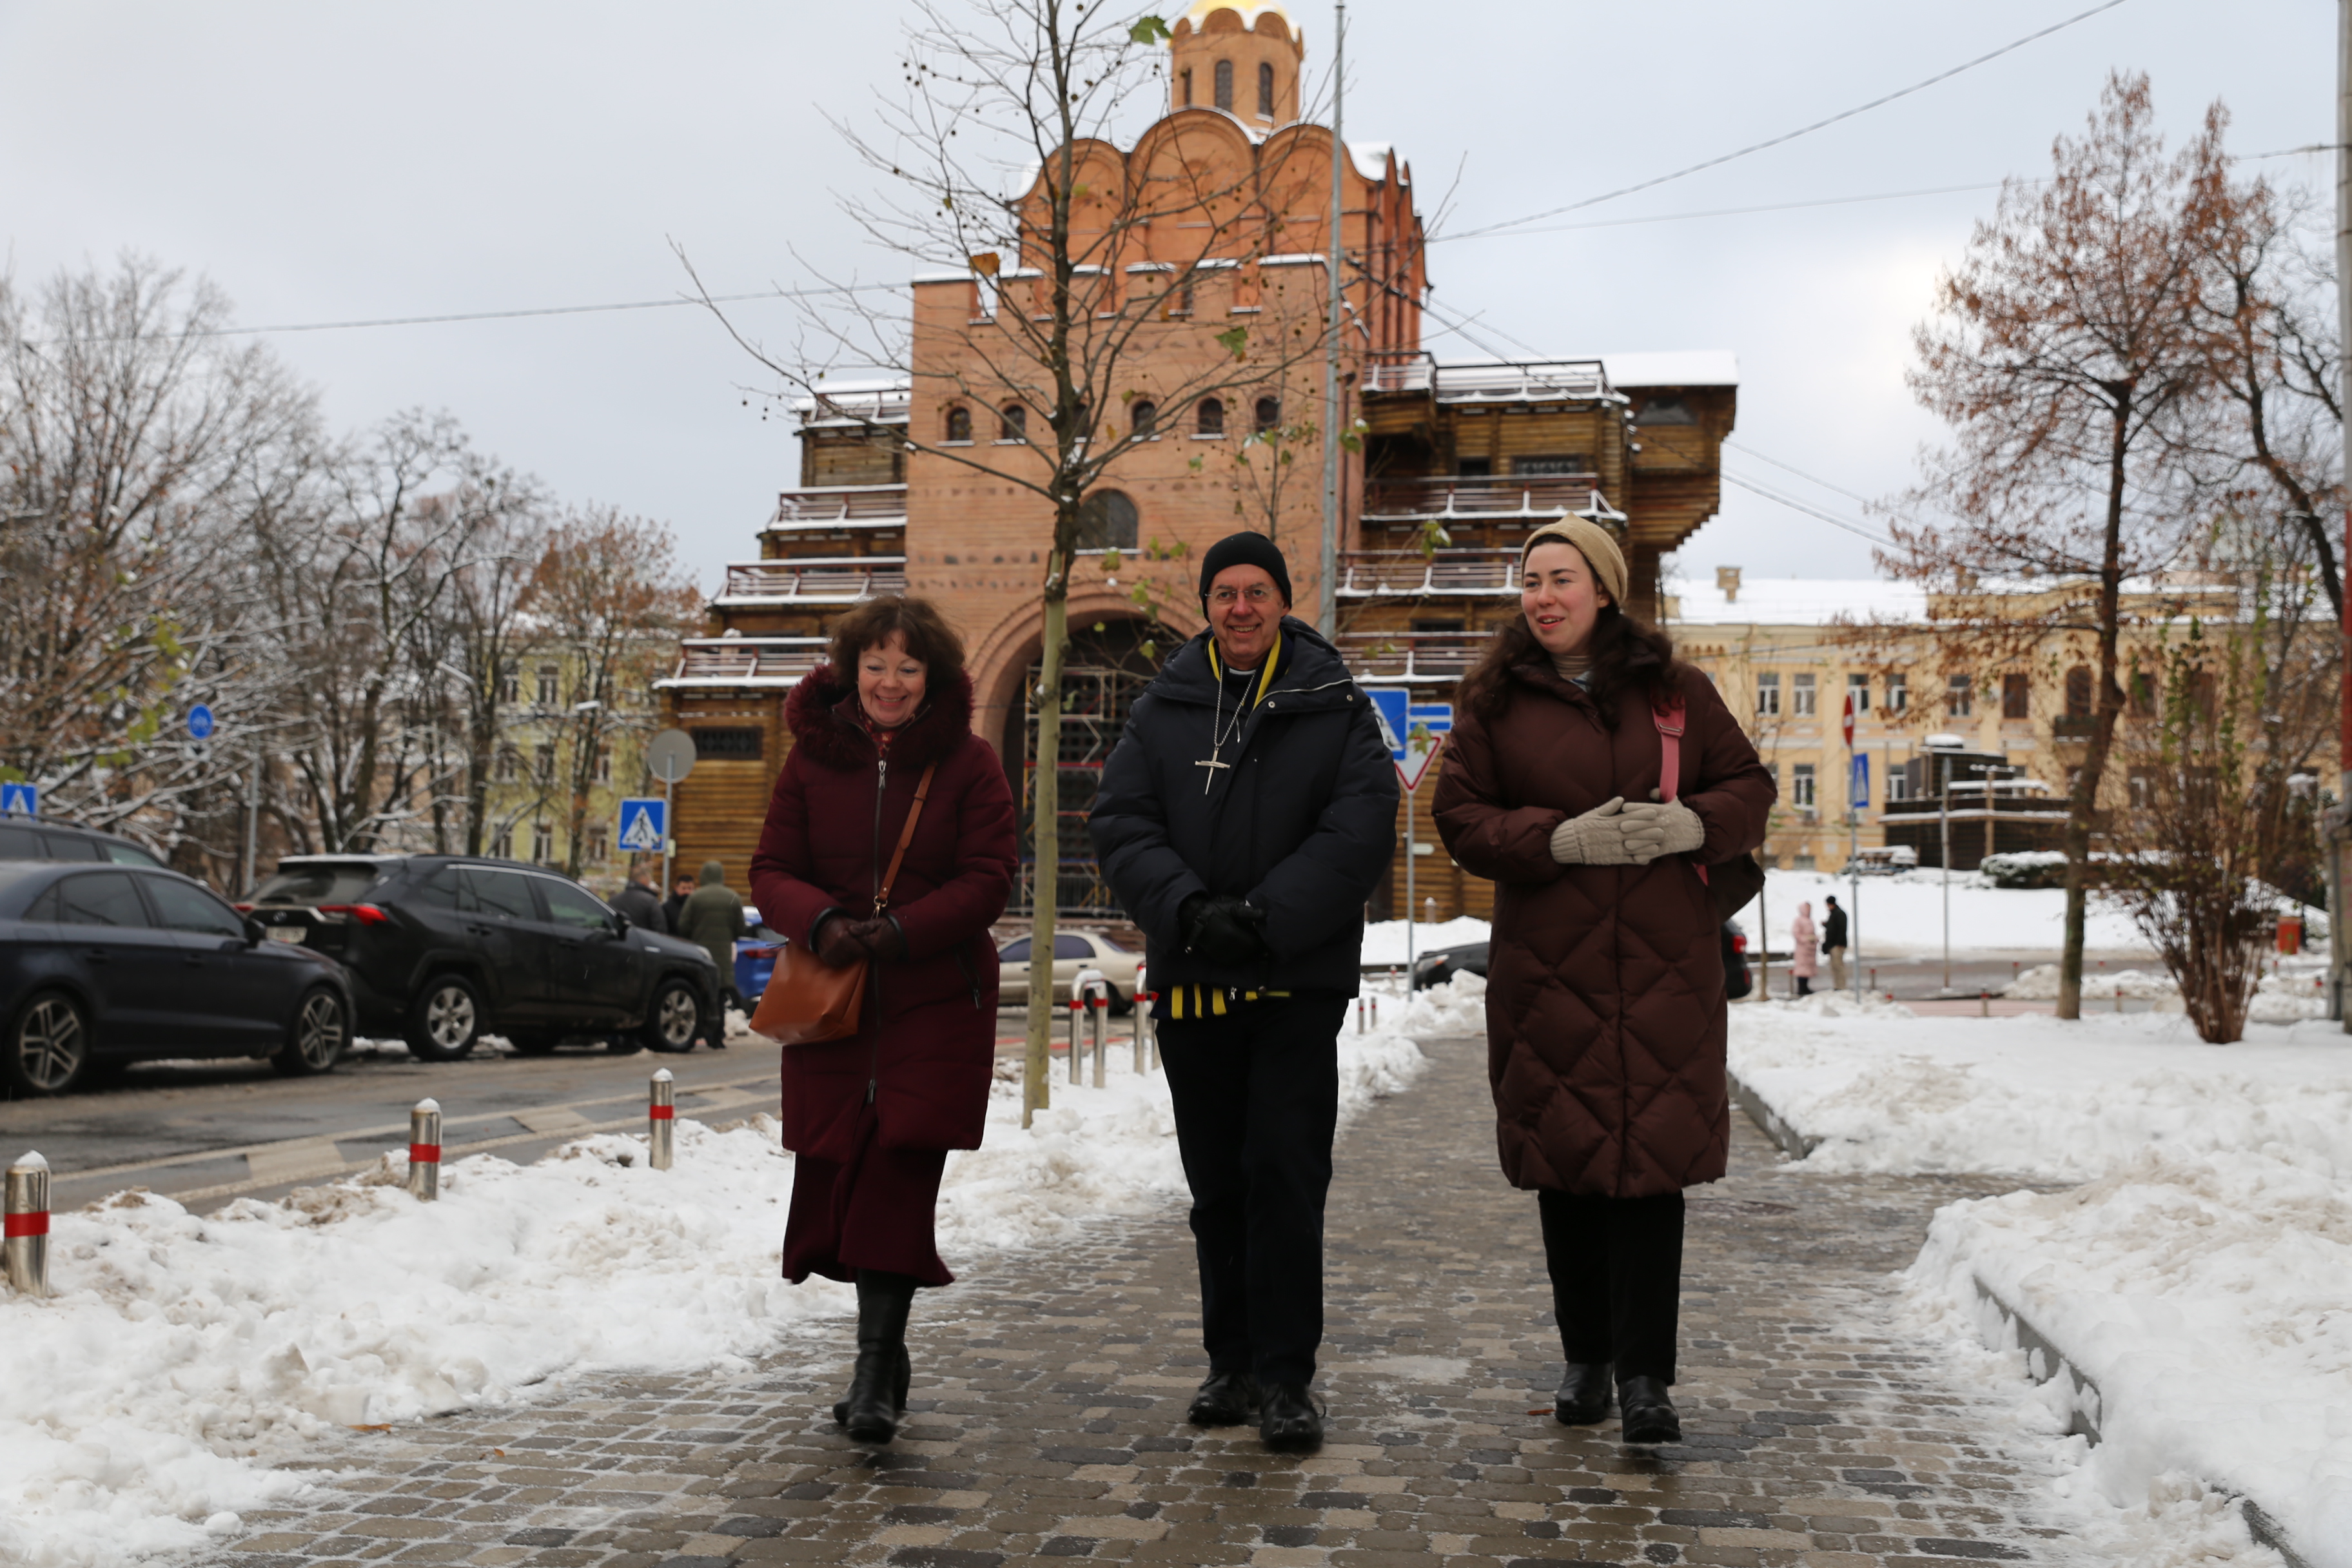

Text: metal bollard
xmin=5 ymin=1152 xmax=50 ymax=1298
xmin=1090 ymin=992 xmax=1107 ymax=1088
xmin=1356 ymin=997 xmax=1364 ymax=1035
xmin=1370 ymin=994 xmax=1379 ymax=1030
xmin=1979 ymin=990 xmax=1989 ymax=1018
xmin=1068 ymin=997 xmax=1083 ymax=1084
xmin=1144 ymin=994 xmax=1161 ymax=1070
xmin=649 ymin=1068 xmax=675 ymax=1170
xmin=2115 ymin=985 xmax=2124 ymax=1014
xmin=407 ymin=1100 xmax=442 ymax=1202
xmin=1132 ymin=994 xmax=1148 ymax=1073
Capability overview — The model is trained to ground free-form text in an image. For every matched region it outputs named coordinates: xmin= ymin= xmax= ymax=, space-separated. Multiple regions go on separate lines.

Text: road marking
xmin=512 ymin=1107 xmax=592 ymax=1134
xmin=246 ymin=1139 xmax=346 ymax=1184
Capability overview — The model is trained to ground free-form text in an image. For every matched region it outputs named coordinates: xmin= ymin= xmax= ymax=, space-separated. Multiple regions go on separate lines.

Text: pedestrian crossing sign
xmin=0 ymin=782 xmax=34 ymax=817
xmin=617 ymin=798 xmax=666 ymax=853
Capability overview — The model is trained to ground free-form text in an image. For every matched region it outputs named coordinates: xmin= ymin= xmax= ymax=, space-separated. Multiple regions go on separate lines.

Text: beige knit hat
xmin=1520 ymin=518 xmax=1629 ymax=609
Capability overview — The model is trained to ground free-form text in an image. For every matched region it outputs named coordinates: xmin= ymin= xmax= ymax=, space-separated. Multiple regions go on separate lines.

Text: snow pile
xmin=1745 ymin=988 xmax=1915 ymax=1020
xmin=1391 ymin=971 xmax=1488 ymax=1035
xmin=1359 ymin=915 xmax=1490 ymax=967
xmin=1728 ymin=1008 xmax=2352 ymax=1182
xmin=1727 ymin=867 xmax=2148 ymax=954
xmin=0 ymin=1027 xmax=1427 ymax=1568
xmin=2002 ymin=963 xmax=2328 ymax=1023
xmin=1906 ymin=1147 xmax=2352 ymax=1565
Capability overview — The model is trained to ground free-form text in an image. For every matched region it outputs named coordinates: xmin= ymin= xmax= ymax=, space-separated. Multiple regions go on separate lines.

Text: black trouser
xmin=1157 ymin=993 xmax=1345 ymax=1389
xmin=1538 ymin=1189 xmax=1685 ymax=1384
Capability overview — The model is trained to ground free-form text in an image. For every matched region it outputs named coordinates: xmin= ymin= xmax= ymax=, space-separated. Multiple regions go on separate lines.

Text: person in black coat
xmin=1822 ymin=894 xmax=1849 ymax=992
xmin=611 ymin=871 xmax=669 ymax=936
xmin=1090 ymin=532 xmax=1398 ymax=1451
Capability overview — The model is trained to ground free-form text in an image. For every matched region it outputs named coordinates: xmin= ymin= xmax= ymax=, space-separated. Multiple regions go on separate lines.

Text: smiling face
xmin=1206 ymin=562 xmax=1284 ymax=671
xmin=857 ymin=630 xmax=928 ymax=729
xmin=1520 ymin=540 xmax=1612 ymax=658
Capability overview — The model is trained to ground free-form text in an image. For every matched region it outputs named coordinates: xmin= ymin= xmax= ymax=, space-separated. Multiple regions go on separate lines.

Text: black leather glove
xmin=811 ymin=914 xmax=872 ymax=968
xmin=847 ymin=915 xmax=907 ymax=961
xmin=1184 ymin=894 xmax=1269 ymax=967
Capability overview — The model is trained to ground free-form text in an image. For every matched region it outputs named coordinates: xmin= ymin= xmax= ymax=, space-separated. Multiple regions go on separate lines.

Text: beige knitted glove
xmin=1617 ymin=799 xmax=1705 ymax=863
xmin=1549 ymin=796 xmax=1640 ymax=865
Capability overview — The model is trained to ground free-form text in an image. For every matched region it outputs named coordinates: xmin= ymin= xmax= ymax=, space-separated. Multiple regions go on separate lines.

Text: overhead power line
xmin=1720 ymin=470 xmax=1894 ymax=547
xmin=1442 ymin=0 xmax=2132 ymax=243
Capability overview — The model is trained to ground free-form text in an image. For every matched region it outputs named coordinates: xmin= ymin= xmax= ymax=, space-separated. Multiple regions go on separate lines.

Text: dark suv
xmin=246 ymin=856 xmax=723 ymax=1060
xmin=0 ymin=818 xmax=168 ymax=870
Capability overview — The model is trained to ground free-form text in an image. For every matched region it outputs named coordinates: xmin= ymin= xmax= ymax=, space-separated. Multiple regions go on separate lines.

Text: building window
xmin=491 ymin=826 xmax=513 ymax=859
xmin=533 ymin=743 xmax=555 ymax=784
xmin=1132 ymin=399 xmax=1157 ymax=439
xmin=1888 ymin=770 xmax=1911 ymax=803
xmin=1075 ymin=490 xmax=1139 ymax=551
xmin=2065 ymin=664 xmax=2093 ymax=720
xmin=1513 ymin=455 xmax=1591 ymax=476
xmin=1847 ymin=673 xmax=1870 ymax=712
xmin=584 ymin=825 xmax=609 ymax=863
xmin=1792 ymin=672 xmax=1816 ymax=717
xmin=496 ymin=663 xmax=519 ymax=705
xmin=1456 ymin=456 xmax=1492 ymax=477
xmin=1179 ymin=67 xmax=1192 ymax=106
xmin=999 ymin=404 xmax=1026 ymax=442
xmin=494 ymin=746 xmax=519 ymax=783
xmin=593 ymin=745 xmax=611 ymax=783
xmin=2001 ymin=672 xmax=2030 ymax=720
xmin=1213 ymin=58 xmax=1233 ymax=111
xmin=1634 ymin=395 xmax=1696 ymax=426
xmin=1792 ymin=764 xmax=1816 ymax=809
xmin=535 ymin=665 xmax=559 ymax=707
xmin=1793 ymin=852 xmax=1817 ymax=871
xmin=2128 ymin=768 xmax=2153 ymax=808
xmin=531 ymin=822 xmax=553 ymax=863
xmin=1253 ymin=395 xmax=1280 ymax=433
xmin=692 ymin=727 xmax=764 ymax=760
xmin=1946 ymin=674 xmax=1972 ymax=717
xmin=1197 ymin=397 xmax=1224 ymax=436
xmin=1257 ymin=61 xmax=1275 ymax=117
xmin=1886 ymin=672 xmax=1908 ymax=712
xmin=945 ymin=405 xmax=972 ymax=443
xmin=1756 ymin=672 xmax=1780 ymax=717
xmin=2128 ymin=665 xmax=2156 ymax=717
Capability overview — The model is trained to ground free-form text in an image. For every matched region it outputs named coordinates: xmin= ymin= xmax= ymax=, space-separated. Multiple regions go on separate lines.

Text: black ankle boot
xmin=1553 ymin=1361 xmax=1612 ymax=1425
xmin=1617 ymin=1375 xmax=1681 ymax=1444
xmin=835 ymin=1271 xmax=917 ymax=1443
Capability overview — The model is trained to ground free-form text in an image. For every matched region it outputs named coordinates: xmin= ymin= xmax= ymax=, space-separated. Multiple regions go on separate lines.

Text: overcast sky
xmin=0 ymin=0 xmax=2335 ymax=592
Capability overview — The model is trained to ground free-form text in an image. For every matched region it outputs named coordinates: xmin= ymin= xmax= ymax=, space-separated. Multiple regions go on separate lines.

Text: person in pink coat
xmin=1790 ymin=902 xmax=1818 ymax=997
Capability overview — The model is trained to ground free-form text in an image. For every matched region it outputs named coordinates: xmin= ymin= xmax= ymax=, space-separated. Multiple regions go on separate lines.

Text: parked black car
xmin=1414 ymin=924 xmax=1754 ymax=999
xmin=1 ymin=861 xmax=354 ymax=1095
xmin=0 ymin=818 xmax=168 ymax=870
xmin=244 ymin=856 xmax=723 ymax=1060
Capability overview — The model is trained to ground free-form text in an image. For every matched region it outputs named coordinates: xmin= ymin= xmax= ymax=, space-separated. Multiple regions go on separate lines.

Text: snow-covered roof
xmin=1602 ymin=351 xmax=1739 ymax=387
xmin=1349 ymin=141 xmax=1393 ymax=181
xmin=1665 ymin=574 xmax=1926 ymax=627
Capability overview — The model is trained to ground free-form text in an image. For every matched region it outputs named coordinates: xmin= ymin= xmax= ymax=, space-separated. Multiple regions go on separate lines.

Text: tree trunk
xmin=1022 ymin=562 xmax=1068 ymax=1128
xmin=2059 ymin=397 xmax=2136 ymax=1020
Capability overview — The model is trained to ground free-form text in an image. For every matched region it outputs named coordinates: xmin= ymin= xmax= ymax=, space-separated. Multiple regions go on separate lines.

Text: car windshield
xmin=253 ymin=862 xmax=385 ymax=905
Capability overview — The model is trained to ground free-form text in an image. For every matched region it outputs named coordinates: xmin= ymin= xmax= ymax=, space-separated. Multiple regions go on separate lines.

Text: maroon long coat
xmin=1432 ymin=661 xmax=1774 ymax=1198
xmin=751 ymin=667 xmax=1017 ymax=1159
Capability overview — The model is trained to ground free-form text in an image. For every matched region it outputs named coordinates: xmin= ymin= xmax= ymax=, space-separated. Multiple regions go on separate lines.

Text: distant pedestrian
xmin=611 ymin=869 xmax=669 ymax=936
xmin=678 ymin=861 xmax=748 ymax=1020
xmin=662 ymin=873 xmax=696 ymax=933
xmin=1433 ymin=518 xmax=1773 ymax=1447
xmin=1090 ymin=531 xmax=1398 ymax=1453
xmin=750 ymin=596 xmax=1017 ymax=1446
xmin=1790 ymin=902 xmax=1818 ymax=997
xmin=1821 ymin=896 xmax=1848 ymax=992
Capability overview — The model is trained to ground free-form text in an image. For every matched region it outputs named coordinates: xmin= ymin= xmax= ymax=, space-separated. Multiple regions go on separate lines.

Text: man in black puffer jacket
xmin=1090 ymin=532 xmax=1397 ymax=1451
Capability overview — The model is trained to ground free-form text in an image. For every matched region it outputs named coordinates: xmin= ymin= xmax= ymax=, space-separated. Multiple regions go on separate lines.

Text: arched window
xmin=1213 ymin=59 xmax=1233 ymax=112
xmin=944 ymin=405 xmax=972 ymax=443
xmin=1179 ymin=68 xmax=1192 ymax=107
xmin=1132 ymin=400 xmax=1158 ymax=439
xmin=999 ymin=403 xmax=1026 ymax=442
xmin=1257 ymin=62 xmax=1275 ymax=117
xmin=1253 ymin=395 xmax=1280 ymax=433
xmin=1197 ymin=397 xmax=1225 ymax=436
xmin=2064 ymin=664 xmax=2093 ymax=720
xmin=1076 ymin=490 xmax=1139 ymax=551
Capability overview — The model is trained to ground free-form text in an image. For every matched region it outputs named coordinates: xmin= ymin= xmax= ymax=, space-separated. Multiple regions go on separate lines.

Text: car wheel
xmin=642 ymin=977 xmax=703 ymax=1053
xmin=273 ymin=988 xmax=348 ymax=1076
xmin=406 ymin=975 xmax=485 ymax=1062
xmin=5 ymin=990 xmax=92 ymax=1097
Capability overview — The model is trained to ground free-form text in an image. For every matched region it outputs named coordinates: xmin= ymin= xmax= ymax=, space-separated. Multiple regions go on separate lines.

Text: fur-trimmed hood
xmin=783 ymin=663 xmax=979 ymax=772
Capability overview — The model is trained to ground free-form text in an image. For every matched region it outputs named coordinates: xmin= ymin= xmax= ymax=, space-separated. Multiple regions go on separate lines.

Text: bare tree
xmin=1890 ymin=73 xmax=2224 ymax=1021
xmin=691 ymin=0 xmax=1348 ymax=1122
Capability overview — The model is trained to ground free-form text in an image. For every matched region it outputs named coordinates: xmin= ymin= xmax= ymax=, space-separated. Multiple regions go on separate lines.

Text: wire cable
xmin=1442 ymin=0 xmax=2132 ymax=243
xmin=1720 ymin=470 xmax=1895 ymax=547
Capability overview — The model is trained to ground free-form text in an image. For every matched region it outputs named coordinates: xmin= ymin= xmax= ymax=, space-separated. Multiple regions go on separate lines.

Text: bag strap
xmin=872 ymin=763 xmax=938 ymax=915
xmin=1652 ymin=701 xmax=1709 ymax=887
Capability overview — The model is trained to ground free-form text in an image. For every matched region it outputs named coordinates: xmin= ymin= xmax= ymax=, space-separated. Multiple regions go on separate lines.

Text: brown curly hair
xmin=826 ymin=595 xmax=966 ymax=689
xmin=1457 ymin=602 xmax=1687 ymax=728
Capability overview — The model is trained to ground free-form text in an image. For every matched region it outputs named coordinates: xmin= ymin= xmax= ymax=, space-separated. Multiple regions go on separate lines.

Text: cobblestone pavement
xmin=206 ymin=1035 xmax=2076 ymax=1568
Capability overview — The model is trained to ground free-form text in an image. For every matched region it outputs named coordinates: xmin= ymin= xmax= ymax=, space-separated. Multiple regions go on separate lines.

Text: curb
xmin=1727 ymin=1072 xmax=2309 ymax=1568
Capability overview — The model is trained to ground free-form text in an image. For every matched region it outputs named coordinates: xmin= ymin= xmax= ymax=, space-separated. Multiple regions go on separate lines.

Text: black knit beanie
xmin=1197 ymin=531 xmax=1293 ymax=609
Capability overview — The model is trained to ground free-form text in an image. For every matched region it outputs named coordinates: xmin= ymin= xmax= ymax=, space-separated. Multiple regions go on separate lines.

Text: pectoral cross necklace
xmin=1197 ymin=663 xmax=1254 ymax=794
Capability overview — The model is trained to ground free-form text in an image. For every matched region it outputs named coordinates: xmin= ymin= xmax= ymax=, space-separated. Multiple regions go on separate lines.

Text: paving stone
xmin=197 ymin=1035 xmax=2075 ymax=1567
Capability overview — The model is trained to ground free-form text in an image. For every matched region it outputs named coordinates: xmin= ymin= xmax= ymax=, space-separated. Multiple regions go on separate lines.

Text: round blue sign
xmin=188 ymin=704 xmax=215 ymax=740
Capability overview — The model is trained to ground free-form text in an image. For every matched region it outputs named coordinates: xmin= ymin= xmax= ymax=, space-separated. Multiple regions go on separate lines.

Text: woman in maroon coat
xmin=750 ymin=596 xmax=1017 ymax=1444
xmin=1433 ymin=519 xmax=1773 ymax=1445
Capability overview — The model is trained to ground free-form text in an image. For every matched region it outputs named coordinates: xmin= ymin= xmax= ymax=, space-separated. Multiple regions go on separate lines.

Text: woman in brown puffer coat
xmin=1432 ymin=518 xmax=1773 ymax=1445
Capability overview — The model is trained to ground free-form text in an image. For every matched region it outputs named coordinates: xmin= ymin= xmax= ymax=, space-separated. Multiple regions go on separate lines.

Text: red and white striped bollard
xmin=649 ymin=1068 xmax=675 ymax=1170
xmin=5 ymin=1152 xmax=50 ymax=1297
xmin=407 ymin=1099 xmax=441 ymax=1201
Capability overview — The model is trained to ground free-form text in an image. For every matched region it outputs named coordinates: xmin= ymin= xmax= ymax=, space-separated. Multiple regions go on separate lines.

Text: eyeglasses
xmin=1208 ymin=585 xmax=1279 ymax=607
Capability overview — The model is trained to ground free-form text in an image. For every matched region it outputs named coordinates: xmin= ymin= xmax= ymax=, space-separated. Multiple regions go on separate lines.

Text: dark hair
xmin=1457 ymin=603 xmax=1686 ymax=728
xmin=827 ymin=595 xmax=966 ymax=690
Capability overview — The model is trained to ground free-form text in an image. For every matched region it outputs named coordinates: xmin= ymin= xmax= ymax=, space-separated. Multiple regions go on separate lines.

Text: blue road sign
xmin=1408 ymin=701 xmax=1454 ymax=737
xmin=617 ymin=797 xmax=667 ymax=853
xmin=1366 ymin=687 xmax=1411 ymax=760
xmin=0 ymin=783 xmax=36 ymax=817
xmin=1850 ymin=752 xmax=1870 ymax=810
xmin=187 ymin=703 xmax=215 ymax=741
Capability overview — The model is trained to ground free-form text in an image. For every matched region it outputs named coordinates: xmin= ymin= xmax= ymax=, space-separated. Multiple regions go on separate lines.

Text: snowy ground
xmin=2003 ymin=959 xmax=2329 ymax=1023
xmin=0 ymin=1026 xmax=1429 ymax=1568
xmin=1730 ymin=999 xmax=2352 ymax=1565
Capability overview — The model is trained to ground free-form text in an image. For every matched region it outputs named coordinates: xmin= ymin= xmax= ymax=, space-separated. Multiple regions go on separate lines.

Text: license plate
xmin=267 ymin=925 xmax=307 ymax=945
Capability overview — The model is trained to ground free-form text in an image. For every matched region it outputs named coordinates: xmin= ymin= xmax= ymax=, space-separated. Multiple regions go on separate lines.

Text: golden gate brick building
xmin=660 ymin=2 xmax=1737 ymax=921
